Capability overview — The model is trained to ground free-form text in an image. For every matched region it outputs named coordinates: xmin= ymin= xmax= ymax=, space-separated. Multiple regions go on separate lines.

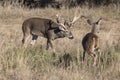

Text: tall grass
xmin=0 ymin=5 xmax=120 ymax=80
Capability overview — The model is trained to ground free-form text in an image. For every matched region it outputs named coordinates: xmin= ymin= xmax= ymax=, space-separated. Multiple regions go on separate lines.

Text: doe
xmin=82 ymin=18 xmax=102 ymax=66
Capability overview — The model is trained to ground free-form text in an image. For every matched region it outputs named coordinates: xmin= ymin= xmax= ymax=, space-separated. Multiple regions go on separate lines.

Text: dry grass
xmin=0 ymin=5 xmax=120 ymax=80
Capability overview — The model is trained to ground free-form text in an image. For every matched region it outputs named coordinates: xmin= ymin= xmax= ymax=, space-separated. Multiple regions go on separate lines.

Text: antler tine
xmin=56 ymin=14 xmax=61 ymax=23
xmin=56 ymin=14 xmax=59 ymax=18
xmin=71 ymin=15 xmax=81 ymax=24
xmin=80 ymin=15 xmax=88 ymax=19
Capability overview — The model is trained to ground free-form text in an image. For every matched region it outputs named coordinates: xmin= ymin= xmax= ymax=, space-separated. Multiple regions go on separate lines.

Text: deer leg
xmin=22 ymin=27 xmax=32 ymax=47
xmin=88 ymin=50 xmax=97 ymax=66
xmin=22 ymin=37 xmax=25 ymax=44
xmin=22 ymin=32 xmax=26 ymax=44
xmin=46 ymin=39 xmax=50 ymax=50
xmin=31 ymin=34 xmax=38 ymax=45
xmin=83 ymin=51 xmax=86 ymax=62
xmin=22 ymin=33 xmax=31 ymax=47
xmin=49 ymin=40 xmax=53 ymax=49
xmin=46 ymin=39 xmax=56 ymax=56
xmin=94 ymin=47 xmax=101 ymax=64
xmin=49 ymin=40 xmax=56 ymax=53
xmin=97 ymin=48 xmax=101 ymax=56
xmin=46 ymin=39 xmax=53 ymax=49
xmin=93 ymin=54 xmax=97 ymax=66
xmin=94 ymin=38 xmax=101 ymax=56
xmin=97 ymin=48 xmax=101 ymax=65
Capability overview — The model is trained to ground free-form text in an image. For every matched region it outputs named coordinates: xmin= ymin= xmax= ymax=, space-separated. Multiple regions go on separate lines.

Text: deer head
xmin=55 ymin=14 xmax=80 ymax=39
xmin=87 ymin=18 xmax=102 ymax=34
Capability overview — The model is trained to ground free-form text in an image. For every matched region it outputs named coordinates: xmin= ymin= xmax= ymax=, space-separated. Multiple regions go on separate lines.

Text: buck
xmin=22 ymin=15 xmax=80 ymax=53
xmin=82 ymin=18 xmax=102 ymax=66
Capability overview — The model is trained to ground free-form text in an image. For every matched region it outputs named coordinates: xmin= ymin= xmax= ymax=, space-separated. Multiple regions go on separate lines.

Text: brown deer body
xmin=22 ymin=15 xmax=80 ymax=53
xmin=82 ymin=18 xmax=102 ymax=66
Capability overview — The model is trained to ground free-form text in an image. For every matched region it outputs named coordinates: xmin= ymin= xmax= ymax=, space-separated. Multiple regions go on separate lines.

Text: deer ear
xmin=96 ymin=18 xmax=102 ymax=25
xmin=59 ymin=26 xmax=65 ymax=31
xmin=87 ymin=19 xmax=92 ymax=25
xmin=49 ymin=20 xmax=53 ymax=25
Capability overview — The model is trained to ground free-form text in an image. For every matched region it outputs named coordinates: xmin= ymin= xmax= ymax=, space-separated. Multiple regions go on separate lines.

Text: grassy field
xmin=0 ymin=5 xmax=120 ymax=80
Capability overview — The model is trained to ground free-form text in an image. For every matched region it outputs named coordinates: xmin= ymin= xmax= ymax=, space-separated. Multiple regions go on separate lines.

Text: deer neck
xmin=91 ymin=26 xmax=97 ymax=34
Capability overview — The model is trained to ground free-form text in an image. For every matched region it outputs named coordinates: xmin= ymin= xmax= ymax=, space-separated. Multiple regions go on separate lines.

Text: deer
xmin=82 ymin=18 xmax=102 ymax=66
xmin=22 ymin=15 xmax=80 ymax=53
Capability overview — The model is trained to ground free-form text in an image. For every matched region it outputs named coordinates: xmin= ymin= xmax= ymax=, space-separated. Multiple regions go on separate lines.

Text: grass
xmin=0 ymin=5 xmax=120 ymax=80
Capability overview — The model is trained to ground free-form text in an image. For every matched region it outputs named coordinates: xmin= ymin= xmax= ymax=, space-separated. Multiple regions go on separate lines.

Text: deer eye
xmin=65 ymin=30 xmax=70 ymax=34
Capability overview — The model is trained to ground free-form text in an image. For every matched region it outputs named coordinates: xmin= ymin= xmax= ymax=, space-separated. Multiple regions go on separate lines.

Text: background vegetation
xmin=0 ymin=0 xmax=120 ymax=80
xmin=1 ymin=0 xmax=120 ymax=8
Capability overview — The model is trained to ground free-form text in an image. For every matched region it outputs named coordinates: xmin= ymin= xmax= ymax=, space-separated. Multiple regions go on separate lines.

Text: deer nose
xmin=69 ymin=36 xmax=74 ymax=39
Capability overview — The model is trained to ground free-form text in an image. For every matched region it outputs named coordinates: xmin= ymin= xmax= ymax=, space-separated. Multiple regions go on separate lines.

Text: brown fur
xmin=82 ymin=33 xmax=100 ymax=52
